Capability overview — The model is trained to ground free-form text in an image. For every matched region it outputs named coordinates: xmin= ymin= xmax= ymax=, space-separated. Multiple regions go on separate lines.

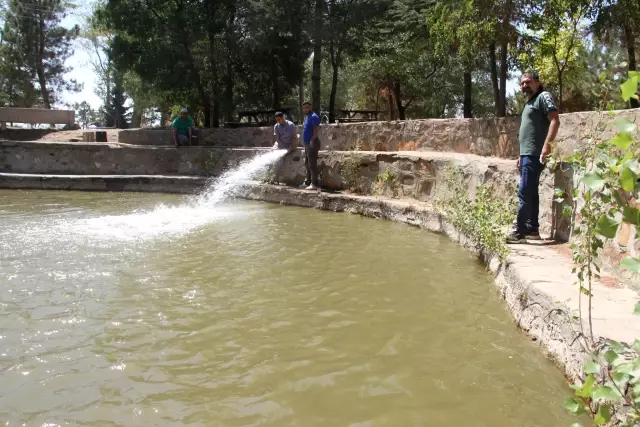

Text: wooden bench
xmin=0 ymin=107 xmax=75 ymax=131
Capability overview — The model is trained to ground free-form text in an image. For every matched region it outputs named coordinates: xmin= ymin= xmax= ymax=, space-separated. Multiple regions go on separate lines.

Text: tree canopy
xmin=2 ymin=0 xmax=640 ymax=125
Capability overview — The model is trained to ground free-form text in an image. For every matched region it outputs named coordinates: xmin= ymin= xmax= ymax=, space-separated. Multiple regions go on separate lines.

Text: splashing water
xmin=73 ymin=149 xmax=288 ymax=240
xmin=195 ymin=148 xmax=287 ymax=207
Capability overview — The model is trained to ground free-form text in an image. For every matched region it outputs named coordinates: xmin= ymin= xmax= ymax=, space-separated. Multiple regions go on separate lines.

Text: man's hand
xmin=540 ymin=143 xmax=551 ymax=163
xmin=516 ymin=157 xmax=520 ymax=171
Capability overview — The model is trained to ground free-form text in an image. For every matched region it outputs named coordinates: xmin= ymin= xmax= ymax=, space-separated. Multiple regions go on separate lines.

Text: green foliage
xmin=0 ymin=0 xmax=81 ymax=108
xmin=554 ymin=74 xmax=640 ymax=426
xmin=72 ymin=101 xmax=101 ymax=128
xmin=202 ymin=151 xmax=220 ymax=176
xmin=436 ymin=169 xmax=517 ymax=261
xmin=374 ymin=167 xmax=398 ymax=197
xmin=340 ymin=156 xmax=367 ymax=194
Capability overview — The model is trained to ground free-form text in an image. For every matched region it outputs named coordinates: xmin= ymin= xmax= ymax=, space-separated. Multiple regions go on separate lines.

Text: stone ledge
xmin=0 ymin=172 xmax=208 ymax=194
xmin=236 ymin=182 xmax=640 ymax=384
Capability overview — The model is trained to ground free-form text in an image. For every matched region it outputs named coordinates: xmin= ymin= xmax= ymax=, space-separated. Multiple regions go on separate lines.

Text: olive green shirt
xmin=519 ymin=91 xmax=557 ymax=156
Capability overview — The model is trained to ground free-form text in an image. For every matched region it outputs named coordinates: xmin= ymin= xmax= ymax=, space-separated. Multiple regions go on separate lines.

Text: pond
xmin=0 ymin=190 xmax=581 ymax=426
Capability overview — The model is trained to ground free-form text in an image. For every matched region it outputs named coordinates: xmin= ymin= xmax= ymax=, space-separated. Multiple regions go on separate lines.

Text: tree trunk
xmin=299 ymin=75 xmax=304 ymax=125
xmin=557 ymin=72 xmax=564 ymax=113
xmin=208 ymin=32 xmax=220 ymax=128
xmin=392 ymin=81 xmax=406 ymax=120
xmin=489 ymin=42 xmax=500 ymax=115
xmin=328 ymin=40 xmax=340 ymax=123
xmin=497 ymin=0 xmax=512 ymax=117
xmin=271 ymin=54 xmax=280 ymax=110
xmin=463 ymin=70 xmax=472 ymax=118
xmin=387 ymin=91 xmax=395 ymax=121
xmin=624 ymin=24 xmax=639 ymax=109
xmin=223 ymin=5 xmax=236 ymax=123
xmin=131 ymin=106 xmax=142 ymax=127
xmin=311 ymin=0 xmax=323 ymax=113
xmin=36 ymin=17 xmax=51 ymax=110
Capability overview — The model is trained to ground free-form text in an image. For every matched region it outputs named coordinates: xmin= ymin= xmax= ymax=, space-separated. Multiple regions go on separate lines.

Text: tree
xmin=104 ymin=71 xmax=129 ymax=128
xmin=325 ymin=0 xmax=385 ymax=121
xmin=523 ymin=0 xmax=590 ymax=113
xmin=592 ymin=0 xmax=640 ymax=108
xmin=73 ymin=101 xmax=100 ymax=128
xmin=311 ymin=0 xmax=324 ymax=113
xmin=79 ymin=2 xmax=113 ymax=116
xmin=1 ymin=0 xmax=81 ymax=109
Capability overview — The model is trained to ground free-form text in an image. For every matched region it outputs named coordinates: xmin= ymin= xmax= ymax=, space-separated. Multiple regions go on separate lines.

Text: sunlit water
xmin=0 ymin=189 xmax=582 ymax=426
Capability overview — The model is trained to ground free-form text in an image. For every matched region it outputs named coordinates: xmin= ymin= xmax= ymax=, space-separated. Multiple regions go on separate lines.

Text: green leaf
xmin=604 ymin=349 xmax=619 ymax=365
xmin=622 ymin=206 xmax=640 ymax=225
xmin=569 ymin=424 xmax=584 ymax=427
xmin=621 ymin=77 xmax=639 ymax=102
xmin=611 ymin=371 xmax=630 ymax=388
xmin=620 ymin=165 xmax=638 ymax=192
xmin=635 ymin=301 xmax=640 ymax=315
xmin=577 ymin=375 xmax=596 ymax=398
xmin=620 ymin=257 xmax=640 ymax=273
xmin=594 ymin=405 xmax=612 ymax=425
xmin=632 ymin=339 xmax=640 ymax=352
xmin=564 ymin=397 xmax=582 ymax=414
xmin=630 ymin=71 xmax=640 ymax=79
xmin=607 ymin=339 xmax=626 ymax=353
xmin=592 ymin=385 xmax=623 ymax=403
xmin=595 ymin=214 xmax=620 ymax=238
xmin=583 ymin=171 xmax=605 ymax=190
xmin=584 ymin=361 xmax=600 ymax=374
xmin=610 ymin=132 xmax=633 ymax=150
xmin=615 ymin=117 xmax=637 ymax=133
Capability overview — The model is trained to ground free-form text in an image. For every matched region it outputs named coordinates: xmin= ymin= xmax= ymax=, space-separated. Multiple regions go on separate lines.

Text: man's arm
xmin=291 ymin=131 xmax=299 ymax=152
xmin=541 ymin=111 xmax=560 ymax=162
xmin=311 ymin=115 xmax=320 ymax=142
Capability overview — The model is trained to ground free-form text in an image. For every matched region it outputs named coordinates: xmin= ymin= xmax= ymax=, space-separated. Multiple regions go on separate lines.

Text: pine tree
xmin=1 ymin=0 xmax=81 ymax=108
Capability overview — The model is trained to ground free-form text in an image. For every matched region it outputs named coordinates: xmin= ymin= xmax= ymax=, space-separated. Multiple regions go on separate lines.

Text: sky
xmin=60 ymin=0 xmax=102 ymax=109
xmin=58 ymin=0 xmax=520 ymax=113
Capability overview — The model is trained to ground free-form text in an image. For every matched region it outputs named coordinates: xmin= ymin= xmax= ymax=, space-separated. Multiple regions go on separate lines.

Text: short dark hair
xmin=522 ymin=70 xmax=545 ymax=92
xmin=522 ymin=70 xmax=540 ymax=81
xmin=302 ymin=101 xmax=312 ymax=107
xmin=274 ymin=111 xmax=284 ymax=118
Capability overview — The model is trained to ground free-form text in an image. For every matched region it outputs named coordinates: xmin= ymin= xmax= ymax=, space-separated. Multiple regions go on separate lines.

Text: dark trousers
xmin=517 ymin=155 xmax=544 ymax=234
xmin=304 ymin=139 xmax=320 ymax=186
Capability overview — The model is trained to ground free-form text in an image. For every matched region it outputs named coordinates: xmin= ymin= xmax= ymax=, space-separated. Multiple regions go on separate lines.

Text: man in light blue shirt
xmin=301 ymin=101 xmax=321 ymax=190
xmin=271 ymin=111 xmax=298 ymax=185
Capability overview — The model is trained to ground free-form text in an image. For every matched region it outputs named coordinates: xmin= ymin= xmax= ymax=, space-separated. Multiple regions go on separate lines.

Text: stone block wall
xmin=0 ymin=141 xmax=264 ymax=176
xmin=118 ymin=108 xmax=640 ymax=159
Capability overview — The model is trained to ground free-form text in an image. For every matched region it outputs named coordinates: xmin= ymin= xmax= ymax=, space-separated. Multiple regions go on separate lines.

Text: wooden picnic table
xmin=235 ymin=109 xmax=295 ymax=127
xmin=337 ymin=110 xmax=382 ymax=122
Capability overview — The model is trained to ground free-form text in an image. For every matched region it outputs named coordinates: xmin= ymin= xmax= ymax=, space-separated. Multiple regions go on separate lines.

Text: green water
xmin=0 ymin=190 xmax=581 ymax=426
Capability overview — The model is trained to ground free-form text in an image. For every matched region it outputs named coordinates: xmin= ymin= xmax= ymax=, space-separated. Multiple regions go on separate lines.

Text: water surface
xmin=0 ymin=190 xmax=579 ymax=426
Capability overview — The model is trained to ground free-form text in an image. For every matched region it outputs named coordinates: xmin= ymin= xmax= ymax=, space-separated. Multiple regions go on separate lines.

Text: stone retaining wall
xmin=119 ymin=109 xmax=640 ymax=158
xmin=0 ymin=140 xmax=567 ymax=240
xmin=0 ymin=141 xmax=263 ymax=176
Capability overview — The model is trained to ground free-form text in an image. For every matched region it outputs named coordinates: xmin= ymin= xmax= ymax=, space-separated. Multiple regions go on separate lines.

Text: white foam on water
xmin=195 ymin=149 xmax=287 ymax=207
xmin=73 ymin=149 xmax=288 ymax=241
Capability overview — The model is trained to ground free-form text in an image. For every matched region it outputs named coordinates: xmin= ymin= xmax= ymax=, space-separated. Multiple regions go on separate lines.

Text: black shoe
xmin=506 ymin=231 xmax=527 ymax=244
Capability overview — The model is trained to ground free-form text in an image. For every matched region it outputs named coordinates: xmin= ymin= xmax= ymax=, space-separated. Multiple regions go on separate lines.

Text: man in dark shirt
xmin=507 ymin=71 xmax=560 ymax=244
xmin=300 ymin=101 xmax=321 ymax=190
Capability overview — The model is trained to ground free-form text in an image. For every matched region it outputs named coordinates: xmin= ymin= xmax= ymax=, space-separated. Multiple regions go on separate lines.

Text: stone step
xmin=0 ymin=172 xmax=207 ymax=194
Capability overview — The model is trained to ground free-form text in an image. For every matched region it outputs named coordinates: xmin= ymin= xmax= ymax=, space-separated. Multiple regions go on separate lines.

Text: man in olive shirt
xmin=172 ymin=108 xmax=195 ymax=146
xmin=507 ymin=71 xmax=560 ymax=243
